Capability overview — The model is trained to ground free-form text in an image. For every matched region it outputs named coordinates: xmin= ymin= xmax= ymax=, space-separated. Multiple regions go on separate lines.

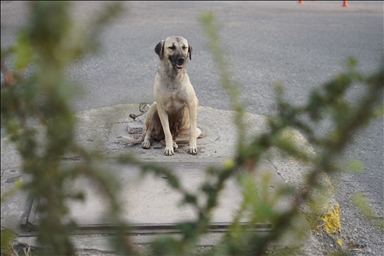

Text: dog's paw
xmin=142 ymin=140 xmax=151 ymax=149
xmin=164 ymin=146 xmax=174 ymax=156
xmin=188 ymin=146 xmax=198 ymax=155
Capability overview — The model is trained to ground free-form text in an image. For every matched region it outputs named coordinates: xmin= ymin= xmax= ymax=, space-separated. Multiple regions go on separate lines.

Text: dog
xmin=122 ymin=36 xmax=201 ymax=156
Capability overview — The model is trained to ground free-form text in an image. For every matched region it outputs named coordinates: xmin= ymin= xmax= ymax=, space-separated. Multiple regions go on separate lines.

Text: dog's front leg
xmin=188 ymin=101 xmax=198 ymax=155
xmin=157 ymin=106 xmax=174 ymax=156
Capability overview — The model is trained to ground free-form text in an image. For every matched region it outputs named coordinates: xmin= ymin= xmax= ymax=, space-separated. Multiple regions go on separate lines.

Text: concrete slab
xmin=23 ymin=161 xmax=287 ymax=227
xmin=15 ymin=160 xmax=308 ymax=248
xmin=1 ymin=104 xmax=339 ymax=252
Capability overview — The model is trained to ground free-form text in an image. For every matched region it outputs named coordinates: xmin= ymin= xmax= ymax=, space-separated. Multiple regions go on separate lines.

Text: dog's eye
xmin=168 ymin=46 xmax=176 ymax=50
xmin=182 ymin=46 xmax=187 ymax=50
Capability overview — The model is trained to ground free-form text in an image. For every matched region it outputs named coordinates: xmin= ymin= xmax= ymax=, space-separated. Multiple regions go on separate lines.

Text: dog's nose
xmin=177 ymin=56 xmax=185 ymax=63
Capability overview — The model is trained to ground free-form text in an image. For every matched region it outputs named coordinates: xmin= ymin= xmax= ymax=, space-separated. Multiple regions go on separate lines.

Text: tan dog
xmin=122 ymin=36 xmax=201 ymax=156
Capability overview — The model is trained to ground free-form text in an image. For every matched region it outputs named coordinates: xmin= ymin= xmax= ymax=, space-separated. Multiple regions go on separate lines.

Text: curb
xmin=274 ymin=126 xmax=342 ymax=247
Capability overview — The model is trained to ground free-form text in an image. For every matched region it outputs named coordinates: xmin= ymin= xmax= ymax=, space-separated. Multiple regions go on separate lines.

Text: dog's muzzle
xmin=170 ymin=55 xmax=185 ymax=69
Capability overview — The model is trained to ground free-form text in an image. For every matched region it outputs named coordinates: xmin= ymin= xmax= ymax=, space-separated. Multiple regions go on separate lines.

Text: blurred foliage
xmin=1 ymin=2 xmax=134 ymax=256
xmin=1 ymin=227 xmax=16 ymax=256
xmin=1 ymin=2 xmax=383 ymax=256
xmin=353 ymin=193 xmax=384 ymax=231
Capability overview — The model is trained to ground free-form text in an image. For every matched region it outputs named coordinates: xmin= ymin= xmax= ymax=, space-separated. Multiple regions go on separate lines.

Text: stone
xmin=127 ymin=121 xmax=145 ymax=134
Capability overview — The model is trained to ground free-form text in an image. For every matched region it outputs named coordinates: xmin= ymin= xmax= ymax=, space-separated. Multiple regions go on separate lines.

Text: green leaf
xmin=1 ymin=227 xmax=16 ymax=255
xmin=14 ymin=29 xmax=34 ymax=69
xmin=353 ymin=193 xmax=374 ymax=219
xmin=347 ymin=159 xmax=363 ymax=173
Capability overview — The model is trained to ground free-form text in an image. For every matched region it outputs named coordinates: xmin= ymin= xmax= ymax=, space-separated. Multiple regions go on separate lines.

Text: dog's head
xmin=155 ymin=36 xmax=193 ymax=70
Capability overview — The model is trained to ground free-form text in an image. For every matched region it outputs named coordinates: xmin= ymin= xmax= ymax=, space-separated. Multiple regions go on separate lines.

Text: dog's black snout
xmin=177 ymin=56 xmax=185 ymax=64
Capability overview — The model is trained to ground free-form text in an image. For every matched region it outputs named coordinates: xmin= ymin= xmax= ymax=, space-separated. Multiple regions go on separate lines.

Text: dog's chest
xmin=162 ymin=87 xmax=187 ymax=112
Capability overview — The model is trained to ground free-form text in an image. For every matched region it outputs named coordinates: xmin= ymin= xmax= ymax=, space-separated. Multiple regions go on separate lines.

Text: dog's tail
xmin=119 ymin=132 xmax=146 ymax=145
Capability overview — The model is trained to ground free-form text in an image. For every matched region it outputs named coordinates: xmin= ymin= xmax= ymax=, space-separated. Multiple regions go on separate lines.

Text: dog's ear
xmin=155 ymin=40 xmax=165 ymax=59
xmin=188 ymin=43 xmax=193 ymax=60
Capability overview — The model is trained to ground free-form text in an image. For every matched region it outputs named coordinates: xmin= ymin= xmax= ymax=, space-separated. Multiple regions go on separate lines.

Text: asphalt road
xmin=1 ymin=1 xmax=383 ymax=254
